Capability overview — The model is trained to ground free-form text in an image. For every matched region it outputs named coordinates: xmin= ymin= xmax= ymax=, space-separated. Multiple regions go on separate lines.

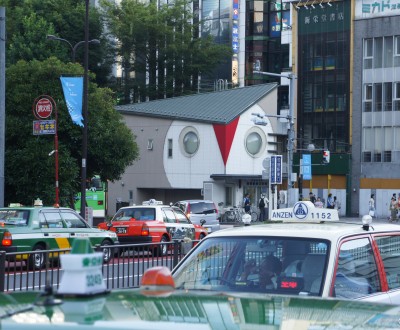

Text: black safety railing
xmin=0 ymin=240 xmax=193 ymax=292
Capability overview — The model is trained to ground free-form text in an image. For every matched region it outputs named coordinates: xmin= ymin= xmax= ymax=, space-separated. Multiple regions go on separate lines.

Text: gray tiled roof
xmin=116 ymin=83 xmax=277 ymax=124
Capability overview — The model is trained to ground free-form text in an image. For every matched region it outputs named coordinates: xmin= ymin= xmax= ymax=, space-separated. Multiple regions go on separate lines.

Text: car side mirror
xmin=200 ymin=219 xmax=206 ymax=226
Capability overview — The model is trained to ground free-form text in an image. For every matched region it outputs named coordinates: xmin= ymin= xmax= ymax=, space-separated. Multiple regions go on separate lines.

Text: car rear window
xmin=173 ymin=236 xmax=330 ymax=297
xmin=0 ymin=209 xmax=30 ymax=226
xmin=189 ymin=202 xmax=216 ymax=214
xmin=114 ymin=208 xmax=156 ymax=221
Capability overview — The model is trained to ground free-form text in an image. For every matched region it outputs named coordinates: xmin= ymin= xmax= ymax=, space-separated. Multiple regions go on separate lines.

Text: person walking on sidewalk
xmin=390 ymin=196 xmax=398 ymax=222
xmin=258 ymin=194 xmax=269 ymax=222
xmin=369 ymin=194 xmax=375 ymax=218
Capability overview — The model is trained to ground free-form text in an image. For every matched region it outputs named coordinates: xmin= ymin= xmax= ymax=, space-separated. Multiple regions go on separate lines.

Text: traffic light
xmin=322 ymin=150 xmax=330 ymax=164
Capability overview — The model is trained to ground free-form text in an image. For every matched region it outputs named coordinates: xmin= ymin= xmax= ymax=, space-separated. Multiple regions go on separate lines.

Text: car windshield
xmin=0 ymin=209 xmax=29 ymax=226
xmin=173 ymin=236 xmax=330 ymax=296
xmin=113 ymin=208 xmax=156 ymax=221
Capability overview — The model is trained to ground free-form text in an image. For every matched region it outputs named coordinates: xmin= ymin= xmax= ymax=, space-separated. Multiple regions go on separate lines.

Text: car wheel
xmin=199 ymin=233 xmax=206 ymax=240
xmin=28 ymin=244 xmax=46 ymax=270
xmin=101 ymin=240 xmax=113 ymax=263
xmin=156 ymin=236 xmax=169 ymax=257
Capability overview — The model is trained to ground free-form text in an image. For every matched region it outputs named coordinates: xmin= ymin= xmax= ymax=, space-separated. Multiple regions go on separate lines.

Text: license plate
xmin=116 ymin=227 xmax=127 ymax=234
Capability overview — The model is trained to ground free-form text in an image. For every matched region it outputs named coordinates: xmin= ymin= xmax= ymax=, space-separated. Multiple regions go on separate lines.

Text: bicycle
xmin=223 ymin=206 xmax=246 ymax=223
xmin=249 ymin=206 xmax=259 ymax=222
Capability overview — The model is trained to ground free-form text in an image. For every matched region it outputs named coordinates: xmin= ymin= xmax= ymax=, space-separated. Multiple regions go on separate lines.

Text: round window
xmin=183 ymin=131 xmax=199 ymax=154
xmin=245 ymin=127 xmax=267 ymax=157
xmin=179 ymin=127 xmax=200 ymax=157
xmin=246 ymin=132 xmax=262 ymax=155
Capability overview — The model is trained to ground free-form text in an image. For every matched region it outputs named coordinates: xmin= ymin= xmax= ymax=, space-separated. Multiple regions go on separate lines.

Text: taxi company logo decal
xmin=293 ymin=202 xmax=308 ymax=219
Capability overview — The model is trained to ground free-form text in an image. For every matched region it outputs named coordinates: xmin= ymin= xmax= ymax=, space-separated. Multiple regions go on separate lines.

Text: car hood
xmin=1 ymin=289 xmax=400 ymax=329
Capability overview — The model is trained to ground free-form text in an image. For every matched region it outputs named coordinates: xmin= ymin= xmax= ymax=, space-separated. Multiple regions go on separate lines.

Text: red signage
xmin=33 ymin=97 xmax=53 ymax=119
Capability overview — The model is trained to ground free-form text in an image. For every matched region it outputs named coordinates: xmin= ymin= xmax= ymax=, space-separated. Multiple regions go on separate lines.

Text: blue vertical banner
xmin=270 ymin=155 xmax=282 ymax=184
xmin=60 ymin=76 xmax=84 ymax=127
xmin=302 ymin=154 xmax=312 ymax=181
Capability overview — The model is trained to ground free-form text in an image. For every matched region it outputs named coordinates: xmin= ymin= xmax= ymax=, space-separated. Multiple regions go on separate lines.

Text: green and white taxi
xmin=0 ymin=203 xmax=118 ymax=269
xmin=172 ymin=201 xmax=400 ymax=304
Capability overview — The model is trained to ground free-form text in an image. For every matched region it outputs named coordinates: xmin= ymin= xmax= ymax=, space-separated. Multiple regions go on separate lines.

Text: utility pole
xmin=253 ymin=63 xmax=297 ymax=207
xmin=0 ymin=7 xmax=5 ymax=207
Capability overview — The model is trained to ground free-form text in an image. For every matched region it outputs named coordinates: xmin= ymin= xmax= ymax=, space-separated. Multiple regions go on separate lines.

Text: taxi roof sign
xmin=271 ymin=201 xmax=339 ymax=222
xmin=142 ymin=199 xmax=163 ymax=205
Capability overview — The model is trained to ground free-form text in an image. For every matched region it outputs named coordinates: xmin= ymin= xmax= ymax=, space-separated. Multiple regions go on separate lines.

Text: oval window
xmin=246 ymin=132 xmax=262 ymax=155
xmin=179 ymin=126 xmax=200 ymax=157
xmin=183 ymin=131 xmax=199 ymax=154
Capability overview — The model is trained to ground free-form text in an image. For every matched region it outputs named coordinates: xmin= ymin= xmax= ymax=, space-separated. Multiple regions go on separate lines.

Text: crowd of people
xmin=308 ymin=192 xmax=341 ymax=210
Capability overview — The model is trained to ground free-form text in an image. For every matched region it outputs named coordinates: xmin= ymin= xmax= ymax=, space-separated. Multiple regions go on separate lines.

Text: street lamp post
xmin=253 ymin=64 xmax=297 ymax=207
xmin=46 ymin=35 xmax=100 ymax=62
xmin=46 ymin=0 xmax=98 ymax=218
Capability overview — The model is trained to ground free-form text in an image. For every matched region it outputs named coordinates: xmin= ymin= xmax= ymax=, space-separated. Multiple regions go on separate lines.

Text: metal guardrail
xmin=0 ymin=240 xmax=192 ymax=292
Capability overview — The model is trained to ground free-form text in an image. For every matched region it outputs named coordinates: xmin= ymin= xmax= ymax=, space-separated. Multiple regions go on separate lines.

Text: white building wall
xmin=164 ymin=121 xmax=224 ymax=188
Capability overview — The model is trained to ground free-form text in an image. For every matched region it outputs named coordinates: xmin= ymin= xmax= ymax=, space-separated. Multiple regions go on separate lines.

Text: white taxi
xmin=172 ymin=201 xmax=400 ymax=304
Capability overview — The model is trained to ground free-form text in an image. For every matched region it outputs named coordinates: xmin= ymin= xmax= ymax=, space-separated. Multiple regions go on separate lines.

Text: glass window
xmin=163 ymin=209 xmax=176 ymax=223
xmin=374 ymin=37 xmax=383 ymax=68
xmin=61 ymin=211 xmax=87 ymax=228
xmin=0 ymin=210 xmax=29 ymax=226
xmin=246 ymin=132 xmax=262 ymax=155
xmin=174 ymin=209 xmax=189 ymax=224
xmin=375 ymin=235 xmax=400 ymax=290
xmin=333 ymin=239 xmax=380 ymax=299
xmin=179 ymin=127 xmax=200 ymax=157
xmin=363 ymin=127 xmax=373 ymax=151
xmin=374 ymin=127 xmax=382 ymax=153
xmin=384 ymin=127 xmax=393 ymax=150
xmin=384 ymin=82 xmax=392 ymax=111
xmin=384 ymin=36 xmax=393 ymax=68
xmin=173 ymin=237 xmax=330 ymax=296
xmin=43 ymin=211 xmax=64 ymax=228
xmin=168 ymin=139 xmax=173 ymax=158
xmin=363 ymin=84 xmax=372 ymax=112
xmin=364 ymin=38 xmax=373 ymax=69
xmin=374 ymin=83 xmax=382 ymax=112
xmin=395 ymin=36 xmax=400 ymax=66
xmin=183 ymin=132 xmax=199 ymax=154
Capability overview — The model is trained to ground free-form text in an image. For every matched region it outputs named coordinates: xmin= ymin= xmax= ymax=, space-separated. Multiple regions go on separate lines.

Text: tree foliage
xmin=100 ymin=0 xmax=231 ymax=102
xmin=0 ymin=0 xmax=113 ymax=86
xmin=5 ymin=58 xmax=139 ymax=207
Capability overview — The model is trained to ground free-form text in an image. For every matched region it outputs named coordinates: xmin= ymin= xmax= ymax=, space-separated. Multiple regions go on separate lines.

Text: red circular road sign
xmin=34 ymin=97 xmax=53 ymax=119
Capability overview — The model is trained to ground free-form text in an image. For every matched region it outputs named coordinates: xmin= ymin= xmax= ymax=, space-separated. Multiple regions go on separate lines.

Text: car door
xmin=330 ymin=237 xmax=391 ymax=303
xmin=373 ymin=233 xmax=400 ymax=304
xmin=60 ymin=209 xmax=106 ymax=247
xmin=173 ymin=208 xmax=195 ymax=240
xmin=39 ymin=210 xmax=72 ymax=250
xmin=162 ymin=208 xmax=194 ymax=240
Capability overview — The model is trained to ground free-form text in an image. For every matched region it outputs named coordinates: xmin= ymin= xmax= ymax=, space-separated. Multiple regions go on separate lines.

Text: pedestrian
xmin=327 ymin=193 xmax=334 ymax=209
xmin=369 ymin=194 xmax=375 ymax=218
xmin=390 ymin=196 xmax=398 ymax=222
xmin=243 ymin=193 xmax=251 ymax=214
xmin=309 ymin=192 xmax=316 ymax=204
xmin=314 ymin=197 xmax=323 ymax=208
xmin=334 ymin=196 xmax=341 ymax=211
xmin=397 ymin=194 xmax=400 ymax=219
xmin=258 ymin=194 xmax=269 ymax=221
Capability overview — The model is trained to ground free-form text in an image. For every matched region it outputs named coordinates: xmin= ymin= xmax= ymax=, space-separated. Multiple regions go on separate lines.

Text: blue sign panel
xmin=270 ymin=155 xmax=282 ymax=184
xmin=302 ymin=154 xmax=312 ymax=181
xmin=33 ymin=120 xmax=56 ymax=135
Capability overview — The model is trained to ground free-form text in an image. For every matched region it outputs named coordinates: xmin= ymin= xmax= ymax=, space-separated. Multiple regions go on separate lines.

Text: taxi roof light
xmin=142 ymin=199 xmax=163 ymax=205
xmin=141 ymin=266 xmax=175 ymax=296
